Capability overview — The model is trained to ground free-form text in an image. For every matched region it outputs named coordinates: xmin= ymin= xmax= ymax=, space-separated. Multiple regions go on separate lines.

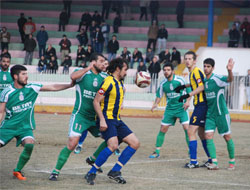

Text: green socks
xmin=93 ymin=141 xmax=107 ymax=160
xmin=155 ymin=131 xmax=166 ymax=154
xmin=55 ymin=146 xmax=72 ymax=171
xmin=206 ymin=139 xmax=217 ymax=160
xmin=184 ymin=129 xmax=189 ymax=147
xmin=14 ymin=144 xmax=34 ymax=171
xmin=227 ymin=139 xmax=235 ymax=160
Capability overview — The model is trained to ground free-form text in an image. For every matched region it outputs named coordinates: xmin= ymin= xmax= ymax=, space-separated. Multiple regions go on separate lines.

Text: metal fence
xmin=29 ymin=72 xmax=250 ymax=112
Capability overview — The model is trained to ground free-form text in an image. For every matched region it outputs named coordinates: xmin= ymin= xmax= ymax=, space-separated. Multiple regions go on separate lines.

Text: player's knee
xmin=205 ymin=133 xmax=213 ymax=139
xmin=223 ymin=134 xmax=231 ymax=141
xmin=108 ymin=143 xmax=119 ymax=152
xmin=128 ymin=137 xmax=140 ymax=150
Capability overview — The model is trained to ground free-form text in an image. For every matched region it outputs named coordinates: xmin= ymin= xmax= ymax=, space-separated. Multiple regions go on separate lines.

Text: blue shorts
xmin=190 ymin=103 xmax=208 ymax=127
xmin=99 ymin=119 xmax=133 ymax=142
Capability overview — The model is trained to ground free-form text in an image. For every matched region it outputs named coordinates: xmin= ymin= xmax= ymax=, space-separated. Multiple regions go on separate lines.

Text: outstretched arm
xmin=70 ymin=61 xmax=94 ymax=81
xmin=40 ymin=80 xmax=74 ymax=91
xmin=227 ymin=58 xmax=234 ymax=82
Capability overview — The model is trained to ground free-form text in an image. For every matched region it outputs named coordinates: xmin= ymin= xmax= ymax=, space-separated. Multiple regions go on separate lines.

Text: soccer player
xmin=49 ymin=53 xmax=107 ymax=181
xmin=149 ymin=63 xmax=191 ymax=158
xmin=174 ymin=51 xmax=211 ymax=168
xmin=0 ymin=65 xmax=74 ymax=180
xmin=84 ymin=58 xmax=140 ymax=185
xmin=203 ymin=58 xmax=235 ymax=170
xmin=0 ymin=55 xmax=13 ymax=93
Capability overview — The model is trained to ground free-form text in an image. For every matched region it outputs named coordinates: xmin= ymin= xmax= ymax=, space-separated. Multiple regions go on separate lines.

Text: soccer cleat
xmin=74 ymin=146 xmax=82 ymax=154
xmin=107 ymin=170 xmax=126 ymax=184
xmin=200 ymin=160 xmax=212 ymax=168
xmin=13 ymin=171 xmax=26 ymax=180
xmin=228 ymin=164 xmax=235 ymax=170
xmin=86 ymin=157 xmax=103 ymax=173
xmin=49 ymin=173 xmax=59 ymax=181
xmin=84 ymin=173 xmax=96 ymax=185
xmin=184 ymin=162 xmax=199 ymax=169
xmin=114 ymin=149 xmax=121 ymax=156
xmin=207 ymin=163 xmax=219 ymax=170
xmin=149 ymin=152 xmax=160 ymax=158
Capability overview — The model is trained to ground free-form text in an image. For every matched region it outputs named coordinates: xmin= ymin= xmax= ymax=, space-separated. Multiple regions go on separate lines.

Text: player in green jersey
xmin=203 ymin=58 xmax=235 ymax=170
xmin=49 ymin=53 xmax=107 ymax=181
xmin=0 ymin=65 xmax=74 ymax=180
xmin=0 ymin=55 xmax=13 ymax=93
xmin=149 ymin=63 xmax=191 ymax=158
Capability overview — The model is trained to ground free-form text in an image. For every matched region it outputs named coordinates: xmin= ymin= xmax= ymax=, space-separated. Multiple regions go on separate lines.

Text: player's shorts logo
xmin=98 ymin=88 xmax=105 ymax=95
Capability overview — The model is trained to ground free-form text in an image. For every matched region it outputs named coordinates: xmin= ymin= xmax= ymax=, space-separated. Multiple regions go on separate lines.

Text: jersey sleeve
xmin=156 ymin=86 xmax=162 ymax=98
xmin=75 ymin=68 xmax=88 ymax=83
xmin=28 ymin=83 xmax=43 ymax=93
xmin=97 ymin=77 xmax=113 ymax=96
xmin=193 ymin=69 xmax=205 ymax=87
xmin=213 ymin=75 xmax=229 ymax=87
xmin=0 ymin=88 xmax=11 ymax=103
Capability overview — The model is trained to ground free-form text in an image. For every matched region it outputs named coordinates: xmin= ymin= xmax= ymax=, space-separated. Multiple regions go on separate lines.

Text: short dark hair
xmin=184 ymin=51 xmax=197 ymax=60
xmin=107 ymin=58 xmax=128 ymax=74
xmin=203 ymin=58 xmax=215 ymax=67
xmin=163 ymin=63 xmax=174 ymax=70
xmin=10 ymin=65 xmax=27 ymax=80
xmin=89 ymin=53 xmax=104 ymax=62
xmin=1 ymin=54 xmax=11 ymax=60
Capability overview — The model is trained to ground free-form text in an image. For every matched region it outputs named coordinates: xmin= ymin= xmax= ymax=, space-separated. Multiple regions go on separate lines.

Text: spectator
xmin=145 ymin=47 xmax=154 ymax=64
xmin=101 ymin=0 xmax=111 ymax=20
xmin=17 ymin=13 xmax=27 ymax=43
xmin=245 ymin=69 xmax=250 ymax=106
xmin=85 ymin=44 xmax=94 ymax=62
xmin=147 ymin=20 xmax=158 ymax=52
xmin=80 ymin=61 xmax=88 ymax=68
xmin=171 ymin=47 xmax=181 ymax=67
xmin=63 ymin=0 xmax=72 ymax=18
xmin=36 ymin=25 xmax=49 ymax=58
xmin=149 ymin=0 xmax=159 ymax=22
xmin=78 ymin=11 xmax=92 ymax=32
xmin=159 ymin=48 xmax=171 ymax=65
xmin=107 ymin=35 xmax=119 ymax=61
xmin=45 ymin=44 xmax=57 ymax=60
xmin=122 ymin=0 xmax=134 ymax=20
xmin=101 ymin=21 xmax=110 ymax=50
xmin=0 ymin=27 xmax=11 ymax=51
xmin=92 ymin=11 xmax=102 ymax=26
xmin=137 ymin=60 xmax=147 ymax=72
xmin=140 ymin=0 xmax=149 ymax=21
xmin=112 ymin=1 xmax=122 ymax=14
xmin=131 ymin=48 xmax=143 ymax=69
xmin=120 ymin=47 xmax=131 ymax=62
xmin=75 ymin=45 xmax=86 ymax=66
xmin=76 ymin=28 xmax=88 ymax=47
xmin=59 ymin=34 xmax=71 ymax=63
xmin=89 ymin=21 xmax=97 ymax=49
xmin=240 ymin=17 xmax=250 ymax=48
xmin=37 ymin=55 xmax=47 ymax=73
xmin=157 ymin=24 xmax=168 ymax=53
xmin=58 ymin=9 xmax=68 ymax=31
xmin=113 ymin=12 xmax=122 ymax=33
xmin=233 ymin=18 xmax=241 ymax=31
xmin=48 ymin=56 xmax=58 ymax=74
xmin=176 ymin=0 xmax=185 ymax=28
xmin=61 ymin=55 xmax=72 ymax=74
xmin=23 ymin=17 xmax=36 ymax=40
xmin=148 ymin=55 xmax=161 ymax=93
xmin=0 ymin=48 xmax=11 ymax=60
xmin=94 ymin=27 xmax=104 ymax=53
xmin=24 ymin=34 xmax=36 ymax=65
xmin=228 ymin=24 xmax=240 ymax=47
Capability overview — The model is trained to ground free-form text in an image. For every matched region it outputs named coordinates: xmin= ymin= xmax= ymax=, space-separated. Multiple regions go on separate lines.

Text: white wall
xmin=196 ymin=47 xmax=250 ymax=76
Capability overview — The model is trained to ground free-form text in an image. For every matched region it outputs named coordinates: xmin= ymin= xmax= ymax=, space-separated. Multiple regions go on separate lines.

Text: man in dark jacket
xmin=94 ymin=27 xmax=104 ymax=53
xmin=157 ymin=24 xmax=168 ymax=53
xmin=131 ymin=48 xmax=143 ymax=69
xmin=176 ymin=0 xmax=185 ymax=28
xmin=137 ymin=60 xmax=147 ymax=72
xmin=78 ymin=11 xmax=92 ymax=32
xmin=61 ymin=55 xmax=72 ymax=74
xmin=76 ymin=28 xmax=88 ymax=47
xmin=58 ymin=9 xmax=68 ymax=31
xmin=59 ymin=34 xmax=71 ymax=63
xmin=107 ymin=35 xmax=119 ymax=61
xmin=240 ymin=17 xmax=250 ymax=48
xmin=45 ymin=44 xmax=57 ymax=60
xmin=38 ymin=55 xmax=47 ymax=73
xmin=36 ymin=25 xmax=49 ymax=58
xmin=17 ymin=13 xmax=27 ymax=43
xmin=148 ymin=55 xmax=161 ymax=93
xmin=113 ymin=13 xmax=122 ymax=33
xmin=228 ymin=24 xmax=240 ymax=47
xmin=149 ymin=1 xmax=159 ymax=22
xmin=92 ymin=11 xmax=102 ymax=26
xmin=171 ymin=47 xmax=181 ymax=67
xmin=75 ymin=45 xmax=86 ymax=66
xmin=159 ymin=48 xmax=171 ymax=65
xmin=24 ymin=34 xmax=36 ymax=65
xmin=101 ymin=0 xmax=111 ymax=20
xmin=120 ymin=47 xmax=131 ymax=63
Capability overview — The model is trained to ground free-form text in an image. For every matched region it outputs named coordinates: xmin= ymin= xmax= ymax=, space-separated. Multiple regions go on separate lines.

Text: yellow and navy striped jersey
xmin=189 ymin=67 xmax=206 ymax=106
xmin=98 ymin=75 xmax=124 ymax=120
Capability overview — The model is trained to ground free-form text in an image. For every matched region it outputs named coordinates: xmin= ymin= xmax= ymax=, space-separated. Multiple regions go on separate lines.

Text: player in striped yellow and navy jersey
xmin=85 ymin=58 xmax=140 ymax=185
xmin=174 ymin=51 xmax=211 ymax=168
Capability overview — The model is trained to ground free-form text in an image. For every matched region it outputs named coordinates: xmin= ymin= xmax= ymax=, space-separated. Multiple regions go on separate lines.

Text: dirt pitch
xmin=1 ymin=113 xmax=250 ymax=190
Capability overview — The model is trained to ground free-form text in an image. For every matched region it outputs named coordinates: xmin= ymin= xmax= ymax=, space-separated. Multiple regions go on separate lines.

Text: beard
xmin=17 ymin=78 xmax=27 ymax=87
xmin=166 ymin=73 xmax=173 ymax=79
xmin=1 ymin=64 xmax=9 ymax=71
xmin=93 ymin=64 xmax=102 ymax=73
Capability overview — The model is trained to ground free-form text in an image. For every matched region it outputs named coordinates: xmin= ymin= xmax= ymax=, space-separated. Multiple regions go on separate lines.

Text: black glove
xmin=179 ymin=94 xmax=190 ymax=102
xmin=174 ymin=85 xmax=186 ymax=93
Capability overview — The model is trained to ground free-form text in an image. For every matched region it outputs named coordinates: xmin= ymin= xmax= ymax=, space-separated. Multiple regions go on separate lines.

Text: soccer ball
xmin=135 ymin=71 xmax=151 ymax=88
